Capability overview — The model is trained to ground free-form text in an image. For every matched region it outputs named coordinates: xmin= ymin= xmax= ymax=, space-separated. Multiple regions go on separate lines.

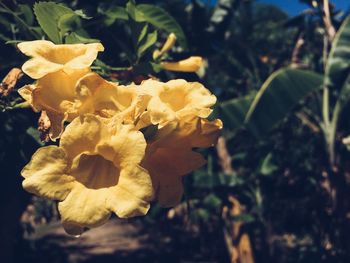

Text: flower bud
xmin=153 ymin=33 xmax=177 ymax=59
xmin=161 ymin=56 xmax=203 ymax=72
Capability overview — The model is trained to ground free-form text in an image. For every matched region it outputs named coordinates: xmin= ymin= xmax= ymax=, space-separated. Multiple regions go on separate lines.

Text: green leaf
xmin=259 ymin=153 xmax=278 ymax=175
xmin=334 ymin=74 xmax=350 ymax=114
xmin=137 ymin=30 xmax=157 ymax=58
xmin=34 ymin=2 xmax=75 ymax=43
xmin=101 ymin=6 xmax=128 ymax=26
xmin=65 ymin=32 xmax=99 ymax=44
xmin=217 ymin=93 xmax=255 ymax=132
xmin=136 ymin=4 xmax=187 ymax=48
xmin=18 ymin=4 xmax=34 ymax=25
xmin=0 ymin=2 xmax=39 ymax=38
xmin=26 ymin=127 xmax=44 ymax=146
xmin=0 ymin=14 xmax=12 ymax=29
xmin=138 ymin=24 xmax=149 ymax=43
xmin=74 ymin=10 xmax=91 ymax=19
xmin=58 ymin=13 xmax=80 ymax=36
xmin=203 ymin=194 xmax=222 ymax=210
xmin=207 ymin=0 xmax=238 ymax=37
xmin=326 ymin=14 xmax=350 ymax=88
xmin=245 ymin=68 xmax=323 ymax=137
xmin=191 ymin=208 xmax=211 ymax=222
xmin=126 ymin=1 xmax=145 ymax=22
xmin=5 ymin=40 xmax=23 ymax=44
xmin=230 ymin=214 xmax=255 ymax=223
xmin=193 ymin=170 xmax=245 ymax=189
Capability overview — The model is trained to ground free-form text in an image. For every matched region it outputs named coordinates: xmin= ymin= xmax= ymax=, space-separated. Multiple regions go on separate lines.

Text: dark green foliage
xmin=326 ymin=15 xmax=350 ymax=88
xmin=245 ymin=68 xmax=323 ymax=136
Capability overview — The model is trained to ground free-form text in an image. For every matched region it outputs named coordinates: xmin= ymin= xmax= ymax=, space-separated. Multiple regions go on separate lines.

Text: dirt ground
xmin=15 ymin=217 xmax=229 ymax=263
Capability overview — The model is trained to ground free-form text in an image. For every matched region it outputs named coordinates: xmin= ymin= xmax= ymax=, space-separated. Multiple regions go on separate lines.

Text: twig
xmin=296 ymin=112 xmax=321 ymax=133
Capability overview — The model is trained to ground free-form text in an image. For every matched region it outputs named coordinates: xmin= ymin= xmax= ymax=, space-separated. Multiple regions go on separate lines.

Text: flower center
xmin=71 ymin=154 xmax=120 ymax=189
xmin=44 ymin=47 xmax=86 ymax=64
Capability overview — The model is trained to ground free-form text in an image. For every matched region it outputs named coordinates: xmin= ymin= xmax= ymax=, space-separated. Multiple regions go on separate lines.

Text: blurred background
xmin=1 ymin=0 xmax=350 ymax=262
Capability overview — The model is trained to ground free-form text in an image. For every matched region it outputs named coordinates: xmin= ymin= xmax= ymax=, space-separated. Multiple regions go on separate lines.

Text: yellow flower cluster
xmin=18 ymin=40 xmax=222 ymax=235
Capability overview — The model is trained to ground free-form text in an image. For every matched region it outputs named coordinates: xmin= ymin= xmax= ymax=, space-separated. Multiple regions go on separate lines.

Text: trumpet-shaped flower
xmin=140 ymin=79 xmax=216 ymax=127
xmin=161 ymin=56 xmax=203 ymax=72
xmin=21 ymin=115 xmax=153 ymax=235
xmin=142 ymin=147 xmax=205 ymax=207
xmin=17 ymin=40 xmax=104 ymax=79
xmin=153 ymin=33 xmax=177 ymax=59
xmin=18 ymin=72 xmax=148 ymax=140
xmin=18 ymin=69 xmax=90 ymax=140
xmin=142 ymin=117 xmax=222 ymax=207
xmin=151 ymin=116 xmax=223 ymax=149
xmin=74 ymin=73 xmax=150 ymax=123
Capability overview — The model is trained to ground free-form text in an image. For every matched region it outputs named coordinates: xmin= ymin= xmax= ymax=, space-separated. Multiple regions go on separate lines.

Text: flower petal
xmin=145 ymin=147 xmax=206 ymax=177
xmin=161 ymin=56 xmax=203 ymax=72
xmin=17 ymin=40 xmax=55 ymax=57
xmin=152 ymin=117 xmax=222 ymax=149
xmin=142 ymin=79 xmax=217 ymax=125
xmin=17 ymin=40 xmax=103 ymax=78
xmin=65 ymin=43 xmax=104 ymax=69
xmin=60 ymin=114 xmax=105 ymax=160
xmin=107 ymin=165 xmax=153 ymax=217
xmin=97 ymin=125 xmax=146 ymax=168
xmin=157 ymin=171 xmax=184 ymax=207
xmin=58 ymin=185 xmax=111 ymax=228
xmin=143 ymin=147 xmax=206 ymax=207
xmin=190 ymin=118 xmax=223 ymax=148
xmin=22 ymin=58 xmax=63 ymax=79
xmin=34 ymin=69 xmax=89 ymax=113
xmin=21 ymin=146 xmax=75 ymax=200
xmin=45 ymin=111 xmax=68 ymax=141
xmin=74 ymin=73 xmax=150 ymax=123
xmin=148 ymin=96 xmax=175 ymax=126
xmin=18 ymin=41 xmax=62 ymax=78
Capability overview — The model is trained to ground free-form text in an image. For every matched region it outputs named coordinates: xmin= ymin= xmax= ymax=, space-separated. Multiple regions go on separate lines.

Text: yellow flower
xmin=74 ymin=73 xmax=150 ymax=123
xmin=153 ymin=33 xmax=177 ymax=59
xmin=140 ymin=79 xmax=217 ymax=127
xmin=161 ymin=56 xmax=203 ymax=72
xmin=19 ymin=71 xmax=148 ymax=140
xmin=142 ymin=147 xmax=205 ymax=207
xmin=21 ymin=114 xmax=153 ymax=235
xmin=152 ymin=116 xmax=223 ymax=149
xmin=18 ymin=69 xmax=90 ymax=140
xmin=142 ymin=117 xmax=222 ymax=207
xmin=17 ymin=40 xmax=104 ymax=79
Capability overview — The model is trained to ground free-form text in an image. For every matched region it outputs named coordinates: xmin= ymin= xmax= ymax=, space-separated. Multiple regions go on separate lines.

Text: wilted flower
xmin=17 ymin=40 xmax=104 ymax=79
xmin=21 ymin=115 xmax=154 ymax=235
